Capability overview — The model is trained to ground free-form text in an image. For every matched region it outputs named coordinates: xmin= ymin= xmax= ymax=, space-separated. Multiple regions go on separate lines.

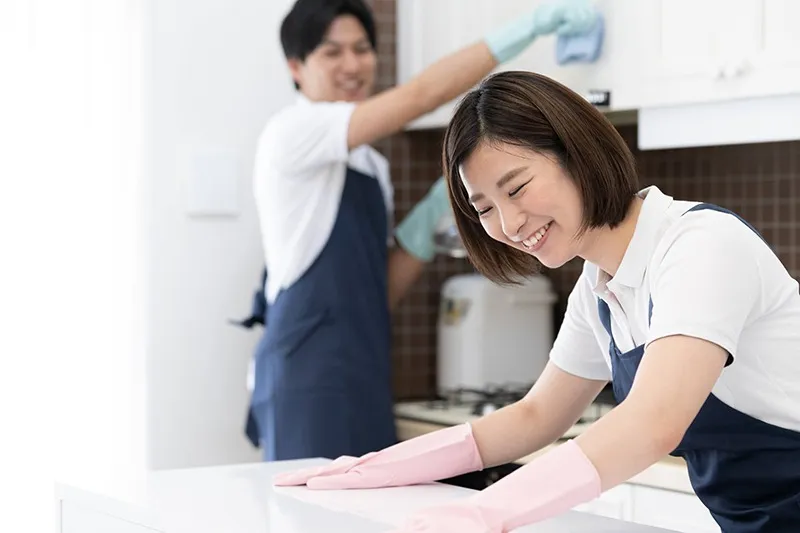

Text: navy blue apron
xmin=597 ymin=203 xmax=800 ymax=533
xmin=248 ymin=166 xmax=398 ymax=461
xmin=229 ymin=265 xmax=268 ymax=448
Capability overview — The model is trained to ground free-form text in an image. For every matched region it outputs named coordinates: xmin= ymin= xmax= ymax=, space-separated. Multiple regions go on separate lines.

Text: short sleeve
xmin=646 ymin=213 xmax=762 ymax=358
xmin=265 ymin=100 xmax=356 ymax=174
xmin=549 ymin=269 xmax=612 ymax=381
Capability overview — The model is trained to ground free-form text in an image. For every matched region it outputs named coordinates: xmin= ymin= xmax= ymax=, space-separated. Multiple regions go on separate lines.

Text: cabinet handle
xmin=714 ymin=59 xmax=749 ymax=80
xmin=724 ymin=62 xmax=743 ymax=78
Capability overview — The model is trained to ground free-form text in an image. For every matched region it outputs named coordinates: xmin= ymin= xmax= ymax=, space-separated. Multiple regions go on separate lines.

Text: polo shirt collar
xmin=595 ymin=186 xmax=674 ymax=293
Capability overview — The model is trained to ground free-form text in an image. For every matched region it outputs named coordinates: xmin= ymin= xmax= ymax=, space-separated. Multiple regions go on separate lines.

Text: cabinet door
xmin=646 ymin=0 xmax=723 ymax=78
xmin=632 ymin=0 xmax=729 ymax=108
xmin=396 ymin=0 xmax=489 ymax=129
xmin=631 ymin=486 xmax=720 ymax=533
xmin=572 ymin=484 xmax=632 ymax=521
xmin=736 ymin=0 xmax=800 ymax=99
xmin=632 ymin=0 xmax=800 ymax=109
xmin=703 ymin=0 xmax=800 ymax=101
xmin=397 ymin=0 xmax=495 ymax=77
xmin=60 ymin=500 xmax=161 ymax=533
xmin=760 ymin=0 xmax=800 ymax=70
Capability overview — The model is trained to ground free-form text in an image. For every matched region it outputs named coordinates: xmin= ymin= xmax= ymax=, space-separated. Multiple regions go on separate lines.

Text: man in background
xmin=243 ymin=0 xmax=598 ymax=461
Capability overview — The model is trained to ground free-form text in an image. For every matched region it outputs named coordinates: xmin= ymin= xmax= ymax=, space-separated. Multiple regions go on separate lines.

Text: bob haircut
xmin=442 ymin=70 xmax=639 ymax=285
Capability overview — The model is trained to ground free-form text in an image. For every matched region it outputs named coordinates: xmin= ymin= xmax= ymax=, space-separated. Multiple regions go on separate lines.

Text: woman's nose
xmin=500 ymin=207 xmax=527 ymax=242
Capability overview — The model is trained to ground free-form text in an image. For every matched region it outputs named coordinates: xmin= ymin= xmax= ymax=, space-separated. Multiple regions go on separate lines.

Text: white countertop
xmin=56 ymin=459 xmax=680 ymax=533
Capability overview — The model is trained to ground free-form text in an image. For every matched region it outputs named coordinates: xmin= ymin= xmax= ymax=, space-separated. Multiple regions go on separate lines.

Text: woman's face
xmin=459 ymin=141 xmax=589 ymax=269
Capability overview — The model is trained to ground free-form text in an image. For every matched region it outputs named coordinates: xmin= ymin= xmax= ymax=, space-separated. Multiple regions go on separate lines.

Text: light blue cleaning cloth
xmin=555 ymin=12 xmax=604 ymax=65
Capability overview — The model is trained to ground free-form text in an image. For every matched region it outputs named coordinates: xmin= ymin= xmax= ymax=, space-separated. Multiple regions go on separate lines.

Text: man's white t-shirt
xmin=550 ymin=186 xmax=800 ymax=432
xmin=252 ymin=94 xmax=393 ymax=304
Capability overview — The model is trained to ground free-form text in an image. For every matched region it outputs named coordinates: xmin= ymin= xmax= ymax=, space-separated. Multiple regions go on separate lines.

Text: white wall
xmin=144 ymin=0 xmax=296 ymax=469
xmin=1 ymin=0 xmax=296 ymax=529
xmin=3 ymin=1 xmax=151 ymax=530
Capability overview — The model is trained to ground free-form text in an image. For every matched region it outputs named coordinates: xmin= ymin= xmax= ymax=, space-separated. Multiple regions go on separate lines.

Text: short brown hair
xmin=442 ymin=70 xmax=639 ymax=285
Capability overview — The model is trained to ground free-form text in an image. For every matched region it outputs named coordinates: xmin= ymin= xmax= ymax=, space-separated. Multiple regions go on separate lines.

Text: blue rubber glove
xmin=395 ymin=177 xmax=451 ymax=263
xmin=485 ymin=0 xmax=599 ymax=64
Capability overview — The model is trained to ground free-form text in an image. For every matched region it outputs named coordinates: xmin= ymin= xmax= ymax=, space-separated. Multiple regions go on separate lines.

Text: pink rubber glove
xmin=272 ymin=423 xmax=484 ymax=490
xmin=389 ymin=440 xmax=601 ymax=532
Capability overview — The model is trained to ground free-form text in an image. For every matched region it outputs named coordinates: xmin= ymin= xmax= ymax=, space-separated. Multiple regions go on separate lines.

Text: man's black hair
xmin=280 ymin=0 xmax=377 ymax=89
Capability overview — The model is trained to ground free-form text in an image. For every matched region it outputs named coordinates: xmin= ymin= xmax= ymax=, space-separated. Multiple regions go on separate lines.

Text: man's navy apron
xmin=597 ymin=204 xmax=800 ymax=533
xmin=248 ymin=166 xmax=398 ymax=461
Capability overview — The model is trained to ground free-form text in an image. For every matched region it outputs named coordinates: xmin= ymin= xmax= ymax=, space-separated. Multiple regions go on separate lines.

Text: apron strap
xmin=229 ymin=267 xmax=269 ymax=329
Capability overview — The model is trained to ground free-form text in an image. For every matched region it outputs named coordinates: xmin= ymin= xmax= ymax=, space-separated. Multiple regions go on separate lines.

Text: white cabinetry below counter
xmin=573 ymin=484 xmax=721 ymax=533
xmin=631 ymin=486 xmax=721 ymax=533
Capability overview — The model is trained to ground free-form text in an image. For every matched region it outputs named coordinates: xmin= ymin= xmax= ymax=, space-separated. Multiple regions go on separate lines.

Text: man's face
xmin=289 ymin=15 xmax=377 ymax=102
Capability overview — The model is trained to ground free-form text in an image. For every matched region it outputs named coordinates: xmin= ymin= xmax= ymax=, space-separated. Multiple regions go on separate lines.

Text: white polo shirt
xmin=252 ymin=94 xmax=394 ymax=304
xmin=550 ymin=186 xmax=800 ymax=432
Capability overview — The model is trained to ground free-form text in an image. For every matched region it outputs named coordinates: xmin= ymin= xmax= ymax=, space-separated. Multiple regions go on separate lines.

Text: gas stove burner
xmin=426 ymin=387 xmax=484 ymax=409
xmin=424 ymin=398 xmax=451 ymax=410
xmin=432 ymin=382 xmax=534 ymax=411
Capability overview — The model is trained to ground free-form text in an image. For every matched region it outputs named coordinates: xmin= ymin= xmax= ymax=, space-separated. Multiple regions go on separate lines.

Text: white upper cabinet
xmin=632 ymin=0 xmax=800 ymax=108
xmin=396 ymin=0 xmax=639 ymax=130
xmin=396 ymin=0 xmax=800 ymax=145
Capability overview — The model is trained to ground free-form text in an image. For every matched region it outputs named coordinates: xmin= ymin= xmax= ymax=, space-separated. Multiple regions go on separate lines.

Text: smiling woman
xmin=273 ymin=67 xmax=800 ymax=533
xmin=430 ymin=70 xmax=800 ymax=533
xmin=445 ymin=72 xmax=639 ymax=282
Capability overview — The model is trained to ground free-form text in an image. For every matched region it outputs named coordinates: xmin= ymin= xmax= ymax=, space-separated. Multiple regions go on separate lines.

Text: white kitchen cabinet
xmin=573 ymin=484 xmax=633 ymax=521
xmin=396 ymin=0 xmax=640 ymax=130
xmin=60 ymin=500 xmax=161 ymax=533
xmin=632 ymin=0 xmax=800 ymax=109
xmin=573 ymin=483 xmax=721 ymax=533
xmin=631 ymin=486 xmax=721 ymax=533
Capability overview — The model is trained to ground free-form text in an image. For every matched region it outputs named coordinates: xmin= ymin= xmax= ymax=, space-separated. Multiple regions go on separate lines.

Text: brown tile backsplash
xmin=367 ymin=0 xmax=800 ymax=400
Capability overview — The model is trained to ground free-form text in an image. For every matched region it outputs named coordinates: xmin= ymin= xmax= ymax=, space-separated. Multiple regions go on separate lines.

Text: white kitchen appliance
xmin=437 ymin=273 xmax=557 ymax=394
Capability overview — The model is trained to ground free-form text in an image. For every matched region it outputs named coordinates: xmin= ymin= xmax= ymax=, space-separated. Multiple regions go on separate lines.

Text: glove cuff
xmin=484 ymin=13 xmax=538 ymax=64
xmin=395 ymin=178 xmax=450 ymax=263
xmin=472 ymin=439 xmax=602 ymax=531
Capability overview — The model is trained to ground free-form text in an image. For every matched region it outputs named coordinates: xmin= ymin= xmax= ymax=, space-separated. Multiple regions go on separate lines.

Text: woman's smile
xmin=521 ymin=221 xmax=552 ymax=251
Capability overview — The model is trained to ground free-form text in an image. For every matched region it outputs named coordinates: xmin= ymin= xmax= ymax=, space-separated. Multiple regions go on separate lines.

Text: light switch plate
xmin=183 ymin=149 xmax=240 ymax=218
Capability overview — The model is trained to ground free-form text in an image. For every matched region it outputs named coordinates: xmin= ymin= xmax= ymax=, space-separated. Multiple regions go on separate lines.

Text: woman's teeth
xmin=522 ymin=222 xmax=551 ymax=249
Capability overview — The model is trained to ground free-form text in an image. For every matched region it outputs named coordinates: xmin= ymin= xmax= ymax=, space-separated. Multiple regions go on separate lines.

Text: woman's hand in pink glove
xmin=389 ymin=440 xmax=602 ymax=533
xmin=272 ymin=423 xmax=484 ymax=490
xmin=271 ymin=453 xmax=375 ymax=487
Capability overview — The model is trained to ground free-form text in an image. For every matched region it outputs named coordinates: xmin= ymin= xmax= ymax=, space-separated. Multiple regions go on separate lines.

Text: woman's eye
xmin=509 ymin=178 xmax=531 ymax=197
xmin=477 ymin=207 xmax=492 ymax=217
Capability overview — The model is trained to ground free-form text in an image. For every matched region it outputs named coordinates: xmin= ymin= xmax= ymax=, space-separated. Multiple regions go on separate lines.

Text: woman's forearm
xmin=575 ymin=335 xmax=729 ymax=490
xmin=470 ymin=402 xmax=559 ymax=468
xmin=471 ymin=363 xmax=607 ymax=468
